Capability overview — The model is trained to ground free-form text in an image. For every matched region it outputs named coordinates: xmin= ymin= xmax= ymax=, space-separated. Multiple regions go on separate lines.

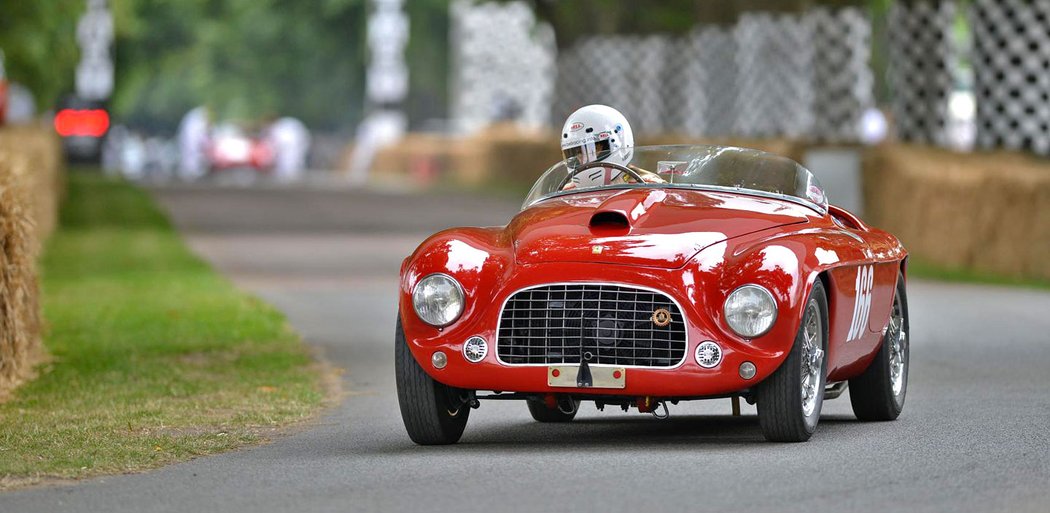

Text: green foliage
xmin=0 ymin=173 xmax=323 ymax=485
xmin=907 ymin=258 xmax=1050 ymax=291
xmin=112 ymin=0 xmax=369 ymax=130
xmin=111 ymin=0 xmax=453 ymax=130
xmin=0 ymin=0 xmax=83 ymax=111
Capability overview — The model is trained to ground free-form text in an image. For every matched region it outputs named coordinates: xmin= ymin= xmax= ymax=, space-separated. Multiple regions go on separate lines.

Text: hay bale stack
xmin=0 ymin=124 xmax=62 ymax=397
xmin=863 ymin=144 xmax=1050 ymax=281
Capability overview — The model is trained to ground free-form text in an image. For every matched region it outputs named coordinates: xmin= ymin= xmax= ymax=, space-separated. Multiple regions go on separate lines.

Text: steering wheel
xmin=559 ymin=161 xmax=647 ymax=190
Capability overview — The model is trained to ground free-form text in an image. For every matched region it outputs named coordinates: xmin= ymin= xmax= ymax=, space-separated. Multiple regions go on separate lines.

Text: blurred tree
xmin=111 ymin=0 xmax=453 ymax=131
xmin=404 ymin=0 xmax=450 ymax=129
xmin=112 ymin=0 xmax=370 ymax=131
xmin=0 ymin=0 xmax=83 ymax=112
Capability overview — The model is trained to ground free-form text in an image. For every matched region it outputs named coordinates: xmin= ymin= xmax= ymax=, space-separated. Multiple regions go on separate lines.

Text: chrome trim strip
xmin=494 ymin=281 xmax=690 ymax=369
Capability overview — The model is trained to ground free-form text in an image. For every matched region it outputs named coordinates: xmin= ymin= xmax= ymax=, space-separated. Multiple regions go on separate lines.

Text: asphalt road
xmin=4 ymin=183 xmax=1049 ymax=512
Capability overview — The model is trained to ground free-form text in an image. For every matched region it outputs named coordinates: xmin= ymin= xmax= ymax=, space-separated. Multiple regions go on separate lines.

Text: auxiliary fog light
xmin=739 ymin=361 xmax=757 ymax=380
xmin=432 ymin=351 xmax=448 ymax=369
xmin=695 ymin=341 xmax=723 ymax=368
xmin=463 ymin=336 xmax=488 ymax=363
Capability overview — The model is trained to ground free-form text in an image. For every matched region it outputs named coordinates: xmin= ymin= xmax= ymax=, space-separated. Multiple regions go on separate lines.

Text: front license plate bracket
xmin=547 ymin=364 xmax=625 ymax=389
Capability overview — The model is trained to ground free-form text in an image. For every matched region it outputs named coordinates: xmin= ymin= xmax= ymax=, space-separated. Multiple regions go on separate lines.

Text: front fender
xmin=399 ymin=227 xmax=513 ymax=342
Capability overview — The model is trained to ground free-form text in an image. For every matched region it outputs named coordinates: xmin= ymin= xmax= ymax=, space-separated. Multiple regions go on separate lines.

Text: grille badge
xmin=652 ymin=308 xmax=672 ymax=327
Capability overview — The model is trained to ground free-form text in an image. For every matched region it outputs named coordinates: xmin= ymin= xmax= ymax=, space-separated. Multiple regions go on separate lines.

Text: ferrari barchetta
xmin=395 ymin=144 xmax=910 ymax=444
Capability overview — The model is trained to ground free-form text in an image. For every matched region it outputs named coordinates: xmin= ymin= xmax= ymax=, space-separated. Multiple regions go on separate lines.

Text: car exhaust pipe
xmin=824 ymin=381 xmax=848 ymax=400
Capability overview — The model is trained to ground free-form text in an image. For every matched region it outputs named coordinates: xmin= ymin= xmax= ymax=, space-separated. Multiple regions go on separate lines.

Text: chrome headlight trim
xmin=412 ymin=273 xmax=465 ymax=327
xmin=723 ymin=284 xmax=778 ymax=338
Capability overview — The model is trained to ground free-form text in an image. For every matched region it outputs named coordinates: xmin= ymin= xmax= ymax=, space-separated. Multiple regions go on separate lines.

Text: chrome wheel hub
xmin=888 ymin=295 xmax=907 ymax=397
xmin=800 ymin=301 xmax=824 ymax=417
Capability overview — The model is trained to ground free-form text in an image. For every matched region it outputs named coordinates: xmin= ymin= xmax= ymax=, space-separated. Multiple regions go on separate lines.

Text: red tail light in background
xmin=54 ymin=109 xmax=110 ymax=137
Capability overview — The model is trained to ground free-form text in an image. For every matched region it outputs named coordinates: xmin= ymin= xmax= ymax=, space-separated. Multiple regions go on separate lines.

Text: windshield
xmin=523 ymin=145 xmax=828 ymax=213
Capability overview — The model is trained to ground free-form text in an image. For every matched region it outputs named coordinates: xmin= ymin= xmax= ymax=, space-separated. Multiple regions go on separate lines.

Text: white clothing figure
xmin=268 ymin=117 xmax=311 ymax=182
xmin=177 ymin=106 xmax=210 ymax=181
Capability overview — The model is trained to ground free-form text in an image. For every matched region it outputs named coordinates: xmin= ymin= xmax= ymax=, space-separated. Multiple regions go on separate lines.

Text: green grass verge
xmin=0 ymin=173 xmax=324 ymax=487
xmin=907 ymin=258 xmax=1050 ymax=290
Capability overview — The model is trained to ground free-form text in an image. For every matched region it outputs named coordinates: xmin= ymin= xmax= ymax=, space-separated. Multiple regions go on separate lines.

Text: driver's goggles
xmin=562 ymin=139 xmax=612 ymax=168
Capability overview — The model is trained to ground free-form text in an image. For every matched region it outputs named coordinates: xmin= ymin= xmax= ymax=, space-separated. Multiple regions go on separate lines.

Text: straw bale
xmin=0 ymin=124 xmax=62 ymax=397
xmin=863 ymin=144 xmax=1050 ymax=281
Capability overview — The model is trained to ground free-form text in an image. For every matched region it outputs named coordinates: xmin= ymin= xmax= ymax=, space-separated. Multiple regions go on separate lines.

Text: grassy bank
xmin=908 ymin=258 xmax=1050 ymax=291
xmin=0 ymin=174 xmax=323 ymax=488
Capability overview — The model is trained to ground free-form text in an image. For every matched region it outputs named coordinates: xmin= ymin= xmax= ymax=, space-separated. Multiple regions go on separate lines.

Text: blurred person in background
xmin=101 ymin=124 xmax=128 ymax=176
xmin=120 ymin=129 xmax=147 ymax=180
xmin=143 ymin=136 xmax=177 ymax=181
xmin=177 ymin=106 xmax=210 ymax=181
xmin=266 ymin=116 xmax=311 ymax=182
xmin=4 ymin=83 xmax=36 ymax=124
xmin=0 ymin=49 xmax=8 ymax=124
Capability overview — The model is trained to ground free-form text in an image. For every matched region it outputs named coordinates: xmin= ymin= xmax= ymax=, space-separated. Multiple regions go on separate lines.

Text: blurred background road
xmin=3 ymin=183 xmax=1047 ymax=513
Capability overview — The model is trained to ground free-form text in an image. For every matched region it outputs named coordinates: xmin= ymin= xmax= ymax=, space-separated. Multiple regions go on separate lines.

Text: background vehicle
xmin=396 ymin=145 xmax=910 ymax=444
xmin=206 ymin=123 xmax=274 ymax=173
xmin=54 ymin=95 xmax=110 ymax=163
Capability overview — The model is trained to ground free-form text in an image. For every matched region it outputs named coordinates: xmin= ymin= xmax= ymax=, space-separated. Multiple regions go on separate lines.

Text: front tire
xmin=394 ymin=316 xmax=469 ymax=445
xmin=849 ymin=272 xmax=909 ymax=421
xmin=756 ymin=279 xmax=829 ymax=442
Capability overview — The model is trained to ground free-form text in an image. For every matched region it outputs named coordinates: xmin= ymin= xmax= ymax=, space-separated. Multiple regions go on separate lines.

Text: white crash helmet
xmin=560 ymin=105 xmax=635 ymax=187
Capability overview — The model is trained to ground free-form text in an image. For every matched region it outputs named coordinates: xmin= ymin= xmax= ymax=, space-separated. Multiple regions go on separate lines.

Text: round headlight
xmin=412 ymin=273 xmax=465 ymax=327
xmin=723 ymin=284 xmax=777 ymax=338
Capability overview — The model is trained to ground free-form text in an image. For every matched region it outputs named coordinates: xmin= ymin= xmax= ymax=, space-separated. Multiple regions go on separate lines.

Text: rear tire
xmin=849 ymin=272 xmax=909 ymax=421
xmin=394 ymin=316 xmax=469 ymax=445
xmin=757 ymin=279 xmax=828 ymax=442
xmin=526 ymin=398 xmax=579 ymax=423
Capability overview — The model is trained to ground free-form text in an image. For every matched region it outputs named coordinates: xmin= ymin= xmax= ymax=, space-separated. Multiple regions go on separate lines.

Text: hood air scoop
xmin=589 ymin=210 xmax=630 ymax=233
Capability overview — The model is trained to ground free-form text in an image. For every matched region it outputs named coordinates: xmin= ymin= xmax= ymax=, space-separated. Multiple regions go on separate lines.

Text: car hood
xmin=509 ymin=188 xmax=812 ymax=269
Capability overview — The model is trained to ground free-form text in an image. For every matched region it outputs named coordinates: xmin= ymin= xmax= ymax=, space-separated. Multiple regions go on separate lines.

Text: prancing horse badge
xmin=652 ymin=308 xmax=672 ymax=327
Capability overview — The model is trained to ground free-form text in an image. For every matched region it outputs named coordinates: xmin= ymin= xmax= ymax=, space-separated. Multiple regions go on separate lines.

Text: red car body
xmin=396 ymin=144 xmax=909 ymax=443
xmin=400 ymin=189 xmax=905 ymax=397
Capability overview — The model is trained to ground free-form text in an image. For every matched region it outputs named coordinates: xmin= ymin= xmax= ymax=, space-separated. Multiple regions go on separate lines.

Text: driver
xmin=560 ymin=104 xmax=664 ymax=190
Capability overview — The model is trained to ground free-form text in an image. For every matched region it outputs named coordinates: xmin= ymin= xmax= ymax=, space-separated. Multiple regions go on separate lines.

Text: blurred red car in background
xmin=206 ymin=124 xmax=274 ymax=172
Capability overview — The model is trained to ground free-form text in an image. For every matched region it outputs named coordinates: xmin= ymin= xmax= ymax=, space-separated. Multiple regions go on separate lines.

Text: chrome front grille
xmin=497 ymin=284 xmax=688 ymax=367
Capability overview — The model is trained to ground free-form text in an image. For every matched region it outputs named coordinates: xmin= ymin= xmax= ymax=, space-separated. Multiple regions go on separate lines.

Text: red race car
xmin=206 ymin=124 xmax=274 ymax=173
xmin=396 ymin=145 xmax=909 ymax=444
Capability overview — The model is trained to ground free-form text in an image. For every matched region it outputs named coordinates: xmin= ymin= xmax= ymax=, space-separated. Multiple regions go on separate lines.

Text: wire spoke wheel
xmin=800 ymin=301 xmax=825 ymax=417
xmin=756 ymin=279 xmax=828 ymax=442
xmin=888 ymin=295 xmax=907 ymax=397
xmin=849 ymin=271 xmax=910 ymax=421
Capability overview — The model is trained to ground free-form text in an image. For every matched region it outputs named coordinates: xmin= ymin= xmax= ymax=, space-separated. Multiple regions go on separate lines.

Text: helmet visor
xmin=562 ymin=138 xmax=612 ymax=169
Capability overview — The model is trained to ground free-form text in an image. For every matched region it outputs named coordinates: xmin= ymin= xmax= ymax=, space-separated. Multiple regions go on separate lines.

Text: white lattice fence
xmin=972 ymin=0 xmax=1050 ymax=155
xmin=811 ymin=7 xmax=873 ymax=143
xmin=733 ymin=12 xmax=815 ymax=138
xmin=454 ymin=4 xmax=877 ymax=142
xmin=677 ymin=26 xmax=738 ymax=137
xmin=887 ymin=1 xmax=956 ymax=146
xmin=552 ymin=35 xmax=675 ymax=135
xmin=450 ymin=0 xmax=556 ymax=133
